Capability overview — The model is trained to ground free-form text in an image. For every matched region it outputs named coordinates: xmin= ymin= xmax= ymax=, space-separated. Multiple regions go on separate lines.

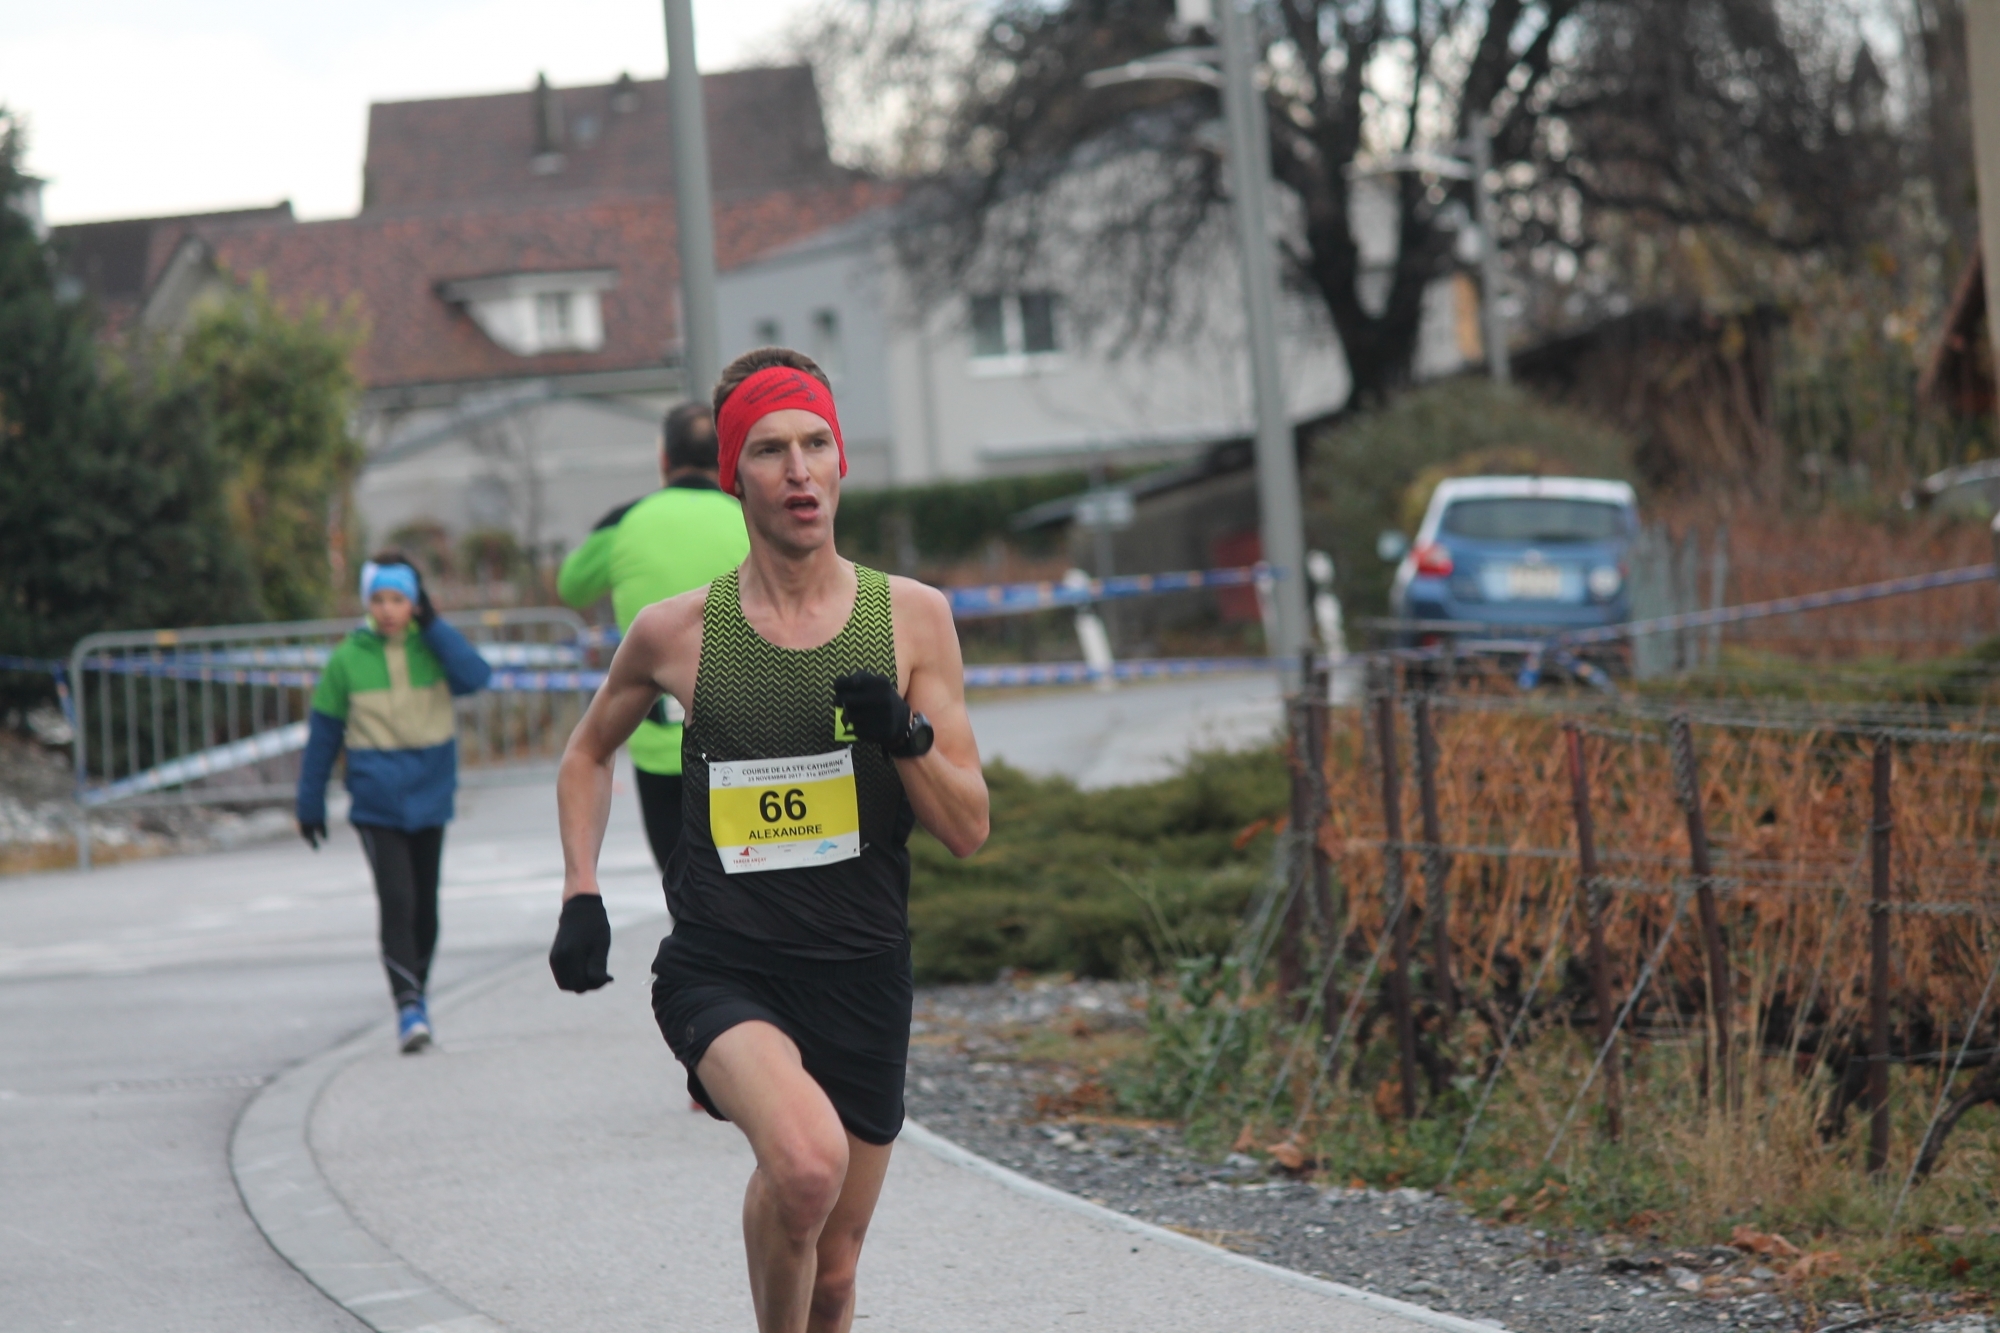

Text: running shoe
xmin=397 ymin=1001 xmax=432 ymax=1054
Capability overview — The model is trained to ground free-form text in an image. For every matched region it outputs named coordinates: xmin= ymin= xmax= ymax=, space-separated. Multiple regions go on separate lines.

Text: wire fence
xmin=1198 ymin=657 xmax=2000 ymax=1213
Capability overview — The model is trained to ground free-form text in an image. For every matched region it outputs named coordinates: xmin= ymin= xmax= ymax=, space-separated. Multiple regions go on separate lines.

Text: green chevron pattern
xmin=685 ymin=564 xmax=908 ymax=855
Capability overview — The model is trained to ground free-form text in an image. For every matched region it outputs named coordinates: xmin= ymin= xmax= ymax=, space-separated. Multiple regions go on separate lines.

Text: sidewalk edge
xmin=228 ymin=957 xmax=542 ymax=1333
xmin=232 ymin=932 xmax=1506 ymax=1333
xmin=899 ymin=1121 xmax=1510 ymax=1333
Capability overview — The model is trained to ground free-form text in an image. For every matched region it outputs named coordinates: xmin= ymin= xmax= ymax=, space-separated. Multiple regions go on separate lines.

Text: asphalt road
xmin=0 ymin=674 xmax=1286 ymax=1331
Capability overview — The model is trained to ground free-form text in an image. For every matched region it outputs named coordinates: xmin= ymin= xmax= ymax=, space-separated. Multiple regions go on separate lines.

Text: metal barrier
xmin=68 ymin=608 xmax=592 ymax=868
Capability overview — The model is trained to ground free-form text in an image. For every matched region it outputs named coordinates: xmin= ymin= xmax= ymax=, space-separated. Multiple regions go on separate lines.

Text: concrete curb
xmin=898 ymin=1122 xmax=1509 ymax=1333
xmin=234 ymin=939 xmax=1501 ymax=1333
xmin=229 ymin=957 xmax=537 ymax=1333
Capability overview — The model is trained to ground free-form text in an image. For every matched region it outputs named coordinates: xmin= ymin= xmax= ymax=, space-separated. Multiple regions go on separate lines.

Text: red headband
xmin=715 ymin=366 xmax=845 ymax=496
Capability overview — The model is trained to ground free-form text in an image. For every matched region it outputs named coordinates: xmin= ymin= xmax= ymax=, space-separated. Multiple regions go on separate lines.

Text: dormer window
xmin=439 ymin=270 xmax=616 ymax=356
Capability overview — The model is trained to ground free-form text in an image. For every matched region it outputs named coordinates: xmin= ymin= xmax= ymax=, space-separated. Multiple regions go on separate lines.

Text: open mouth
xmin=784 ymin=494 xmax=821 ymax=517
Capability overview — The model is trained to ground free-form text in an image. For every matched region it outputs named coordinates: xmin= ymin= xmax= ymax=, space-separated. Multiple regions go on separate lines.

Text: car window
xmin=1438 ymin=498 xmax=1630 ymax=543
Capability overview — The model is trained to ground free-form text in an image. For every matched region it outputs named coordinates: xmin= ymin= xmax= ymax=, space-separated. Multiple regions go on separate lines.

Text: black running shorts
xmin=650 ymin=922 xmax=913 ymax=1145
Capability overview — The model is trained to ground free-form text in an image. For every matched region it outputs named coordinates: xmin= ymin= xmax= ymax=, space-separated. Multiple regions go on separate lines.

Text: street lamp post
xmin=663 ymin=0 xmax=722 ymax=402
xmin=1085 ymin=2 xmax=1312 ymax=683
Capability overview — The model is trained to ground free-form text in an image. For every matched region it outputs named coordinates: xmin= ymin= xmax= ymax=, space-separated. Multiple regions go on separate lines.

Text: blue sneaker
xmin=397 ymin=1001 xmax=432 ymax=1054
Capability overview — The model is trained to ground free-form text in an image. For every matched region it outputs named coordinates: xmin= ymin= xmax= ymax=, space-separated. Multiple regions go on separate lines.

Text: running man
xmin=298 ymin=553 xmax=493 ymax=1052
xmin=548 ymin=347 xmax=989 ymax=1332
xmin=557 ymin=402 xmax=749 ymax=874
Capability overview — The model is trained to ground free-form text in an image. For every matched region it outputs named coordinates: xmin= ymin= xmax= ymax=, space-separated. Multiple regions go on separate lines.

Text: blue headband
xmin=360 ymin=562 xmax=420 ymax=602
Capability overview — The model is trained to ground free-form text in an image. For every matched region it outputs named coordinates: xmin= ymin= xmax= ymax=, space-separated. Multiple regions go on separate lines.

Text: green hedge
xmin=906 ymin=749 xmax=1290 ymax=982
xmin=836 ymin=472 xmax=1091 ymax=567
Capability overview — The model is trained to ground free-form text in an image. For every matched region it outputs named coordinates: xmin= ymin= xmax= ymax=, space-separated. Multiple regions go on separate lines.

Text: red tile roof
xmin=362 ymin=67 xmax=851 ymax=212
xmin=190 ymin=180 xmax=895 ymax=392
xmin=51 ymin=203 xmax=294 ymax=331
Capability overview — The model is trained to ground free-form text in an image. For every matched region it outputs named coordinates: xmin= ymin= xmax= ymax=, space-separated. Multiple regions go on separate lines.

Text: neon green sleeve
xmin=557 ymin=525 xmax=617 ymax=609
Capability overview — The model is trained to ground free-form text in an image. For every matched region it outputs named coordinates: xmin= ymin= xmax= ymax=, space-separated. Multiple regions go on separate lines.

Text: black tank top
xmin=667 ymin=564 xmax=915 ymax=960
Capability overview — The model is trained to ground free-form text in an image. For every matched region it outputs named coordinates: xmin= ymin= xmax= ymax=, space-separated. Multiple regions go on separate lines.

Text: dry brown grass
xmin=1316 ymin=699 xmax=1999 ymax=1052
xmin=1651 ymin=499 xmax=1997 ymax=660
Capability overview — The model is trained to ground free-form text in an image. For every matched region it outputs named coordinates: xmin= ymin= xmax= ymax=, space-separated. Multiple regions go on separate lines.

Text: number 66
xmin=759 ymin=788 xmax=808 ymax=822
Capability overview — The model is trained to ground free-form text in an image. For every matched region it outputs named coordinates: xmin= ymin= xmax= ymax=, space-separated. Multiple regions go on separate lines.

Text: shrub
xmin=906 ymin=749 xmax=1289 ymax=983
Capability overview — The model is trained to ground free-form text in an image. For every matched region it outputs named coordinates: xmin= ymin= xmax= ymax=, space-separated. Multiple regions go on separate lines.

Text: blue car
xmin=1388 ymin=476 xmax=1638 ymax=641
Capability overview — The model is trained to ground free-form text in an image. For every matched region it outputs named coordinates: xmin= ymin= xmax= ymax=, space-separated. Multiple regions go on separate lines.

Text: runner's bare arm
xmin=557 ymin=591 xmax=704 ymax=900
xmin=889 ymin=578 xmax=989 ymax=858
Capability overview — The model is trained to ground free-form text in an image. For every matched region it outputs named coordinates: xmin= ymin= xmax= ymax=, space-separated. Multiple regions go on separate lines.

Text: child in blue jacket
xmin=297 ymin=553 xmax=492 ymax=1051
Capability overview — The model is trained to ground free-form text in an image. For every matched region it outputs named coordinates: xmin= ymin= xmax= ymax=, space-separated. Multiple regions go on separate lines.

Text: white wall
xmin=719 ymin=186 xmax=1475 ymax=489
xmin=355 ymin=393 xmax=671 ymax=556
xmin=880 ymin=251 xmax=1353 ymax=483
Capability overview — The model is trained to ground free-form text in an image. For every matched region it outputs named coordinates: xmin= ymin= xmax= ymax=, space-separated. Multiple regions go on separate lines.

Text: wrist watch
xmin=888 ymin=711 xmax=935 ymax=759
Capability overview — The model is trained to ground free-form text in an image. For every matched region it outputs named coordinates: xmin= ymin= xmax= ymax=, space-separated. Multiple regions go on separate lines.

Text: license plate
xmin=1500 ymin=564 xmax=1566 ymax=601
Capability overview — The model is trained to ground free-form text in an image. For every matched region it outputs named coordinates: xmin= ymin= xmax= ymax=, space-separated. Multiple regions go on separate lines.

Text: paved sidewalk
xmin=272 ymin=922 xmax=1493 ymax=1333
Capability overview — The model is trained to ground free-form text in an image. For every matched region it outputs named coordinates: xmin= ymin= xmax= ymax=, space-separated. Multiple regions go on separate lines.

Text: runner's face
xmin=369 ymin=589 xmax=414 ymax=635
xmin=737 ymin=408 xmax=839 ymax=554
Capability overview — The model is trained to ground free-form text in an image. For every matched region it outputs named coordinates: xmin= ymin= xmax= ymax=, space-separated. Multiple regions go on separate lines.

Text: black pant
xmin=635 ymin=769 xmax=684 ymax=883
xmin=355 ymin=824 xmax=444 ymax=1006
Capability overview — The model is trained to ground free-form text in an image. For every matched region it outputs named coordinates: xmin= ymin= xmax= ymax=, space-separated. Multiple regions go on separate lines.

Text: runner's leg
xmin=695 ymin=1020 xmax=855 ymax=1333
xmin=806 ymin=1136 xmax=893 ymax=1333
xmin=407 ymin=826 xmax=444 ymax=995
xmin=633 ymin=769 xmax=684 ymax=878
xmin=355 ymin=824 xmax=425 ymax=1006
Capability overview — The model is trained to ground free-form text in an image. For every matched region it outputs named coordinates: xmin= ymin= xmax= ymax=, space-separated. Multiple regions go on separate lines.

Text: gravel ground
xmin=904 ymin=975 xmax=1990 ymax=1333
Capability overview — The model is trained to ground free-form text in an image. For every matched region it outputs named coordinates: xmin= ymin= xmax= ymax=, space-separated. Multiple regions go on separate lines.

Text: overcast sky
xmin=2 ymin=0 xmax=808 ymax=225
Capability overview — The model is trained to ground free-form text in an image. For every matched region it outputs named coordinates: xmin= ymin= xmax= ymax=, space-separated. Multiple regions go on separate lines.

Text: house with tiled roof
xmin=78 ymin=65 xmax=1471 ymax=575
xmin=112 ymin=68 xmax=892 ymax=566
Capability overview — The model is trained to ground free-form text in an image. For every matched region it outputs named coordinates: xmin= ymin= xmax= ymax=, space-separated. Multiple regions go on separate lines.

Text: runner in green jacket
xmin=558 ymin=402 xmax=750 ymax=874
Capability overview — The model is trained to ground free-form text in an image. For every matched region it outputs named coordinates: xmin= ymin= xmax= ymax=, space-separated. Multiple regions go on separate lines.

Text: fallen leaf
xmin=1729 ymin=1224 xmax=1800 ymax=1260
xmin=1786 ymin=1250 xmax=1845 ymax=1283
xmin=1265 ymin=1140 xmax=1310 ymax=1173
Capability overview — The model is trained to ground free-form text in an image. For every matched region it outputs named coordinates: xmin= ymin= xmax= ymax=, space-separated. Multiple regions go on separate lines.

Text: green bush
xmin=1305 ymin=380 xmax=1636 ymax=621
xmin=906 ymin=748 xmax=1289 ymax=982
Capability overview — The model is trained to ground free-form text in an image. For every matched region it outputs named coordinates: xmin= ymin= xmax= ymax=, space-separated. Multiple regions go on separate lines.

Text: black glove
xmin=833 ymin=671 xmax=910 ymax=747
xmin=299 ymin=819 xmax=326 ymax=850
xmin=413 ymin=585 xmax=438 ymax=630
xmin=549 ymin=893 xmax=614 ymax=993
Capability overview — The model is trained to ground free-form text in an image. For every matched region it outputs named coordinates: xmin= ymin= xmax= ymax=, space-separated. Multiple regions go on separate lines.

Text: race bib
xmin=708 ymin=749 xmax=861 ymax=875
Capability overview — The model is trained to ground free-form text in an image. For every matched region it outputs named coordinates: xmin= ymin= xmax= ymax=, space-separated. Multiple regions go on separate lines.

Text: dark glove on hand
xmin=549 ymin=893 xmax=614 ymax=993
xmin=299 ymin=819 xmax=326 ymax=850
xmin=833 ymin=670 xmax=910 ymax=747
xmin=413 ymin=586 xmax=438 ymax=630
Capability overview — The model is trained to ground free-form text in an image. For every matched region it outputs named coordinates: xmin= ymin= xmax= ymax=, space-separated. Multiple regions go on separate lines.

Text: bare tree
xmin=1549 ymin=0 xmax=1904 ymax=259
xmin=806 ymin=0 xmax=1939 ymax=404
xmin=822 ymin=0 xmax=1590 ymax=405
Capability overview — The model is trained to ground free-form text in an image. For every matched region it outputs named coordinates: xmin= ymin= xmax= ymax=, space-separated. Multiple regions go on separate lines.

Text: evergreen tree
xmin=0 ymin=112 xmax=254 ymax=710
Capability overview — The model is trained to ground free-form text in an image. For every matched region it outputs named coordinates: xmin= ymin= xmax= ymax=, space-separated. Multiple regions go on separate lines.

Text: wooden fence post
xmin=1414 ymin=694 xmax=1457 ymax=1023
xmin=1308 ymin=663 xmax=1341 ymax=1030
xmin=1868 ymin=733 xmax=1894 ymax=1173
xmin=1280 ymin=695 xmax=1311 ymax=1020
xmin=1670 ymin=712 xmax=1734 ymax=1111
xmin=1564 ymin=722 xmax=1622 ymax=1141
xmin=1375 ymin=691 xmax=1421 ymax=1119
